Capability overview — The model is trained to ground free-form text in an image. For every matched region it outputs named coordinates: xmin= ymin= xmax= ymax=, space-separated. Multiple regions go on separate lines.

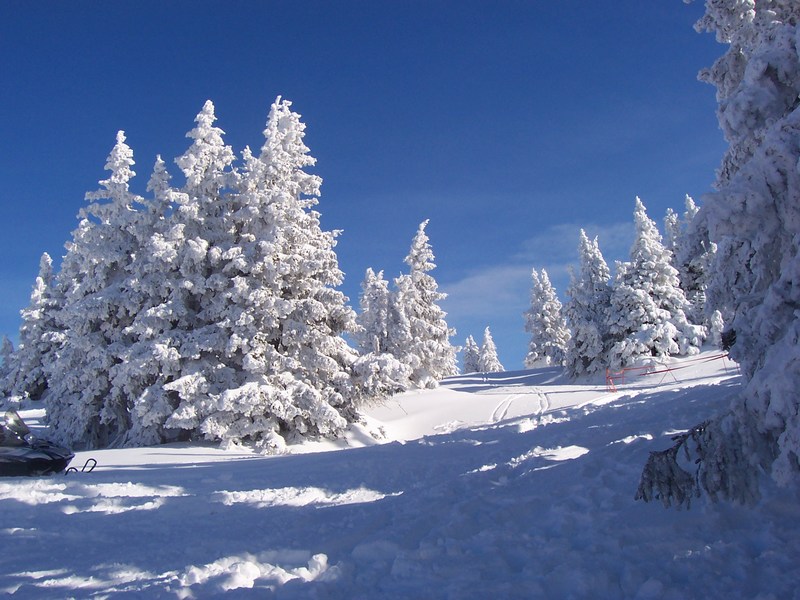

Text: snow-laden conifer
xmin=461 ymin=335 xmax=481 ymax=373
xmin=607 ymin=198 xmax=704 ymax=370
xmin=161 ymin=97 xmax=367 ymax=449
xmin=667 ymin=196 xmax=716 ymax=324
xmin=392 ymin=220 xmax=458 ymax=388
xmin=356 ymin=268 xmax=392 ymax=355
xmin=108 ymin=155 xmax=186 ymax=446
xmin=46 ymin=131 xmax=149 ymax=448
xmin=524 ymin=268 xmax=569 ymax=368
xmin=354 ymin=267 xmax=411 ymax=397
xmin=2 ymin=253 xmax=64 ymax=403
xmin=478 ymin=327 xmax=504 ymax=373
xmin=638 ymin=1 xmax=800 ymax=506
xmin=564 ymin=230 xmax=612 ymax=377
xmin=0 ymin=337 xmax=14 ymax=403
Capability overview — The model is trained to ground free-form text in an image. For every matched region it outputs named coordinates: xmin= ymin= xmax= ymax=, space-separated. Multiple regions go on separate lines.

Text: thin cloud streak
xmin=443 ymin=221 xmax=634 ymax=324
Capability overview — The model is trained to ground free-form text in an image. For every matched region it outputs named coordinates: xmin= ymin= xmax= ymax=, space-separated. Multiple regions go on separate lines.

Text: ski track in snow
xmin=490 ymin=394 xmax=518 ymax=423
xmin=1 ymin=351 xmax=798 ymax=599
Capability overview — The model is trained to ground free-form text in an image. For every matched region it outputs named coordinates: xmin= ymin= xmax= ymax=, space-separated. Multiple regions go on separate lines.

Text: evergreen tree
xmin=564 ymin=230 xmax=612 ymax=377
xmin=109 ymin=155 xmax=185 ymax=446
xmin=607 ymin=198 xmax=704 ymax=370
xmin=638 ymin=1 xmax=800 ymax=506
xmin=392 ymin=220 xmax=458 ymax=388
xmin=353 ymin=267 xmax=411 ymax=397
xmin=2 ymin=253 xmax=63 ymax=403
xmin=663 ymin=207 xmax=680 ymax=259
xmin=356 ymin=268 xmax=392 ymax=355
xmin=478 ymin=327 xmax=504 ymax=373
xmin=0 ymin=337 xmax=14 ymax=403
xmin=524 ymin=268 xmax=570 ymax=368
xmin=45 ymin=131 xmax=149 ymax=448
xmin=462 ymin=335 xmax=481 ymax=373
xmin=669 ymin=196 xmax=716 ymax=324
xmin=161 ymin=97 xmax=368 ymax=449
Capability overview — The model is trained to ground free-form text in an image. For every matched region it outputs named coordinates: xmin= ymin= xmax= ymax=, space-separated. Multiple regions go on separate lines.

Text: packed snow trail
xmin=1 ymin=352 xmax=798 ymax=598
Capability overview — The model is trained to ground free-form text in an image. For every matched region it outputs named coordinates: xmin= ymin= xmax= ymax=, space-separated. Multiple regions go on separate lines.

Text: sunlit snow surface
xmin=1 ymin=351 xmax=799 ymax=598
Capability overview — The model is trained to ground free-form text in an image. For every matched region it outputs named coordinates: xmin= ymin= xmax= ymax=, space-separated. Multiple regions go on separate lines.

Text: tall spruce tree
xmin=478 ymin=327 xmax=504 ymax=373
xmin=392 ymin=220 xmax=458 ymax=388
xmin=356 ymin=268 xmax=392 ymax=355
xmin=666 ymin=196 xmax=716 ymax=324
xmin=462 ymin=335 xmax=481 ymax=373
xmin=110 ymin=155 xmax=185 ymax=446
xmin=162 ymin=97 xmax=365 ymax=449
xmin=638 ymin=1 xmax=800 ymax=507
xmin=46 ymin=131 xmax=148 ymax=448
xmin=607 ymin=198 xmax=704 ymax=370
xmin=2 ymin=253 xmax=63 ymax=403
xmin=524 ymin=268 xmax=570 ymax=368
xmin=564 ymin=230 xmax=612 ymax=377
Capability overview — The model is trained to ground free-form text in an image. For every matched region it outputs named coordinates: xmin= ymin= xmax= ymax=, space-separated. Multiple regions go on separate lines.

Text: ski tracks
xmin=491 ymin=394 xmax=519 ymax=423
xmin=536 ymin=389 xmax=551 ymax=415
xmin=490 ymin=389 xmax=551 ymax=424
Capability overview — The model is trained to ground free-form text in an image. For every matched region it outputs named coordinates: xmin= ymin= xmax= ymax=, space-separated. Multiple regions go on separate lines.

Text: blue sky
xmin=1 ymin=1 xmax=727 ymax=369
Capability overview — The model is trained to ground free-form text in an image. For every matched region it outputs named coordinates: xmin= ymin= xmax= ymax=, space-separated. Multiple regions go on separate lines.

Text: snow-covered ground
xmin=1 ymin=351 xmax=798 ymax=599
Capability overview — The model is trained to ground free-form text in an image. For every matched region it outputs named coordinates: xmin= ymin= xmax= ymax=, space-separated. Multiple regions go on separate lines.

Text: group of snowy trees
xmin=637 ymin=0 xmax=800 ymax=507
xmin=1 ymin=98 xmax=456 ymax=450
xmin=462 ymin=327 xmax=504 ymax=374
xmin=523 ymin=196 xmax=712 ymax=378
xmin=354 ymin=220 xmax=459 ymax=388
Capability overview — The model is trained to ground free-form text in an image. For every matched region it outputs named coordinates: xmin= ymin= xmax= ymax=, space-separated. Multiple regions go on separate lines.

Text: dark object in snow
xmin=721 ymin=329 xmax=736 ymax=351
xmin=0 ymin=410 xmax=74 ymax=476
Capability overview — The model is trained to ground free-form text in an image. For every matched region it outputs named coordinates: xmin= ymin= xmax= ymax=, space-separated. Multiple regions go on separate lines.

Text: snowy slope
xmin=1 ymin=351 xmax=798 ymax=599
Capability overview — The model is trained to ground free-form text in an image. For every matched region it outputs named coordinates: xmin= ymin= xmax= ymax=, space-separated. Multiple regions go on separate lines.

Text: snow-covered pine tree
xmin=45 ymin=131 xmax=149 ymax=448
xmin=113 ymin=99 xmax=241 ymax=447
xmin=668 ymin=195 xmax=717 ymax=324
xmin=392 ymin=220 xmax=458 ymax=388
xmin=663 ymin=207 xmax=680 ymax=258
xmin=353 ymin=267 xmax=411 ymax=397
xmin=607 ymin=198 xmax=705 ymax=370
xmin=638 ymin=1 xmax=800 ymax=507
xmin=108 ymin=155 xmax=186 ymax=446
xmin=356 ymin=268 xmax=392 ymax=355
xmin=524 ymin=268 xmax=570 ymax=368
xmin=163 ymin=97 xmax=369 ymax=449
xmin=564 ymin=230 xmax=612 ymax=377
xmin=462 ymin=335 xmax=481 ymax=373
xmin=478 ymin=327 xmax=504 ymax=373
xmin=2 ymin=253 xmax=64 ymax=403
xmin=0 ymin=337 xmax=14 ymax=403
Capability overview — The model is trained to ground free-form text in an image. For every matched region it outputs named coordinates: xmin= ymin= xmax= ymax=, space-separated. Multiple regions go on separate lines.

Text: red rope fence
xmin=605 ymin=353 xmax=736 ymax=392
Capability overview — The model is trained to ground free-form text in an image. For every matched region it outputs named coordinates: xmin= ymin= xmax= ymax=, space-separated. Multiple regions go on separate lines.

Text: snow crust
xmin=1 ymin=351 xmax=798 ymax=598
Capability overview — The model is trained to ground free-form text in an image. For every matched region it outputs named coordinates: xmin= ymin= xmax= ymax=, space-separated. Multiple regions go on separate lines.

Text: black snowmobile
xmin=0 ymin=409 xmax=74 ymax=476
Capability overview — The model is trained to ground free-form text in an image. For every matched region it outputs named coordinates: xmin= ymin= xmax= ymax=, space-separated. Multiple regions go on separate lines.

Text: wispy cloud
xmin=442 ymin=221 xmax=634 ymax=323
xmin=514 ymin=221 xmax=633 ymax=269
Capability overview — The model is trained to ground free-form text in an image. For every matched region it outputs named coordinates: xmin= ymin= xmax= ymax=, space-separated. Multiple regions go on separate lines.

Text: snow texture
xmin=1 ymin=352 xmax=797 ymax=598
